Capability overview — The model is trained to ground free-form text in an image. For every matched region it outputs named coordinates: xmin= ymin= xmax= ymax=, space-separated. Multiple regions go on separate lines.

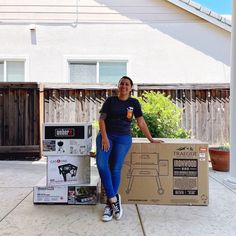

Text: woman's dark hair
xmin=119 ymin=76 xmax=133 ymax=87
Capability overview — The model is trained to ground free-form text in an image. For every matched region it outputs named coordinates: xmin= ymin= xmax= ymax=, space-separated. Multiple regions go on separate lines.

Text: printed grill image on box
xmin=119 ymin=138 xmax=209 ymax=206
xmin=42 ymin=123 xmax=92 ymax=156
xmin=68 ymin=185 xmax=98 ymax=205
xmin=47 ymin=155 xmax=91 ymax=186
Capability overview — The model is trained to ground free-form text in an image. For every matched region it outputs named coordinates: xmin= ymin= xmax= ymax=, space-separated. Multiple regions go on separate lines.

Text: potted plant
xmin=209 ymin=143 xmax=230 ymax=172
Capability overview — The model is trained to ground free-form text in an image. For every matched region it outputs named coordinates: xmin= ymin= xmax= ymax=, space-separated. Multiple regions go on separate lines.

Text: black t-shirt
xmin=100 ymin=96 xmax=143 ymax=135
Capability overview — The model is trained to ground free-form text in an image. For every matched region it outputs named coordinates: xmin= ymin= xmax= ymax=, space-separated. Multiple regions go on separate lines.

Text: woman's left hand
xmin=150 ymin=139 xmax=164 ymax=143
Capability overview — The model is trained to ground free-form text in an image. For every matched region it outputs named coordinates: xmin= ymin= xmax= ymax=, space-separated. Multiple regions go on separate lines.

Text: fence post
xmin=39 ymin=83 xmax=44 ymax=159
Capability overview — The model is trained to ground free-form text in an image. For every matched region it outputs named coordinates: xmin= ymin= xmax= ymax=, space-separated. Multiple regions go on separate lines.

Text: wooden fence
xmin=138 ymin=84 xmax=230 ymax=145
xmin=0 ymin=83 xmax=230 ymax=159
xmin=44 ymin=85 xmax=117 ymax=123
xmin=43 ymin=83 xmax=118 ymax=149
xmin=0 ymin=83 xmax=40 ymax=159
xmin=44 ymin=83 xmax=230 ymax=146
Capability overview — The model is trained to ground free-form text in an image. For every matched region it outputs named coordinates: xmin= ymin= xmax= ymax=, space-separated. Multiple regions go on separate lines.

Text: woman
xmin=96 ymin=76 xmax=163 ymax=222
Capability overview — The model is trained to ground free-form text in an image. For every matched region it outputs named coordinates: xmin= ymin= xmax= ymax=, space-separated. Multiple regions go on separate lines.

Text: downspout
xmin=226 ymin=0 xmax=236 ymax=187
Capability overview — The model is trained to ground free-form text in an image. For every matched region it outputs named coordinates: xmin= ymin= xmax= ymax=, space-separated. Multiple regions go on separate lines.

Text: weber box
xmin=119 ymin=138 xmax=209 ymax=205
xmin=43 ymin=123 xmax=92 ymax=156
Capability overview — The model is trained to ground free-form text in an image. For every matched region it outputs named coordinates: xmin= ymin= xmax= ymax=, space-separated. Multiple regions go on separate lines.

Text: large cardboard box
xmin=119 ymin=138 xmax=209 ymax=205
xmin=47 ymin=155 xmax=90 ymax=186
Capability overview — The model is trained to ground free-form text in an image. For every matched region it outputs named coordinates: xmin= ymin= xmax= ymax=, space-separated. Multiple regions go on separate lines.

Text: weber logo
xmin=44 ymin=126 xmax=84 ymax=139
xmin=55 ymin=128 xmax=75 ymax=138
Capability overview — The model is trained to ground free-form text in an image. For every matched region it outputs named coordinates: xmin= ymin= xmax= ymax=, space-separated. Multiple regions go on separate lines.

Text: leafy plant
xmin=218 ymin=143 xmax=230 ymax=151
xmin=92 ymin=120 xmax=99 ymax=131
xmin=131 ymin=91 xmax=190 ymax=138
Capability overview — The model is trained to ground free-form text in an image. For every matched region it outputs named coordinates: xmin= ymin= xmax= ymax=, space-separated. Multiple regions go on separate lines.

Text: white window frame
xmin=64 ymin=55 xmax=129 ymax=83
xmin=0 ymin=55 xmax=29 ymax=82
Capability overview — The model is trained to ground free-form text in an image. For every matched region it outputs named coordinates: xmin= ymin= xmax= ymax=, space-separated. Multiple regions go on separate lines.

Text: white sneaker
xmin=112 ymin=194 xmax=123 ymax=220
xmin=102 ymin=204 xmax=113 ymax=222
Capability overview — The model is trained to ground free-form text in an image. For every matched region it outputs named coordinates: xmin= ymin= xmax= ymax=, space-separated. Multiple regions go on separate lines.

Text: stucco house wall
xmin=0 ymin=0 xmax=231 ymax=84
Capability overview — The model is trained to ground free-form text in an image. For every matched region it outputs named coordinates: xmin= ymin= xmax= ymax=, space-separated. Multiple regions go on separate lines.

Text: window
xmin=99 ymin=62 xmax=127 ymax=83
xmin=70 ymin=63 xmax=96 ymax=83
xmin=69 ymin=61 xmax=127 ymax=83
xmin=0 ymin=60 xmax=25 ymax=82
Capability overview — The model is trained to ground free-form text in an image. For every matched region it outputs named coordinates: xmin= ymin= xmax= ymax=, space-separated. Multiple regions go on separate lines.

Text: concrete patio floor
xmin=0 ymin=159 xmax=236 ymax=236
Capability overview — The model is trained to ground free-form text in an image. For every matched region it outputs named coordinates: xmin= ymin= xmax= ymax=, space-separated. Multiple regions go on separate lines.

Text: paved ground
xmin=0 ymin=159 xmax=236 ymax=236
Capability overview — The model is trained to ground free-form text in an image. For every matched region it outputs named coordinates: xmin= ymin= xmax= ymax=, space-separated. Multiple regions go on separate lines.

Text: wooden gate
xmin=0 ymin=83 xmax=40 ymax=159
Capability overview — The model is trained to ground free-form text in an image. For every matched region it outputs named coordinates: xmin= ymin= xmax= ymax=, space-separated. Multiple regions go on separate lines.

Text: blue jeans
xmin=96 ymin=132 xmax=132 ymax=199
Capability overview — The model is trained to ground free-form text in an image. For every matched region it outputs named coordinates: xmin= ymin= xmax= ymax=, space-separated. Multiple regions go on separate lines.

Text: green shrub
xmin=218 ymin=143 xmax=230 ymax=151
xmin=131 ymin=91 xmax=190 ymax=138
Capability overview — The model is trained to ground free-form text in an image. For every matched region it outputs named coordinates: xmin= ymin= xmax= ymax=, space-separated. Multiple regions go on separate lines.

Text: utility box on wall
xmin=119 ymin=138 xmax=209 ymax=206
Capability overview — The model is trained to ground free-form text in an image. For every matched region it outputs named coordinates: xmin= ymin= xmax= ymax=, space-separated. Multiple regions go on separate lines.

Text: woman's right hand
xmin=102 ymin=137 xmax=110 ymax=152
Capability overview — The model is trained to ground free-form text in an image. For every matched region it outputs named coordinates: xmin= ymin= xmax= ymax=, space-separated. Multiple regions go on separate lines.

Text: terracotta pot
xmin=209 ymin=148 xmax=229 ymax=172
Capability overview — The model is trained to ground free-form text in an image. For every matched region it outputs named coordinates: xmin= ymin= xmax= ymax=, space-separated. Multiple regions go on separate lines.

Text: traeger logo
xmin=55 ymin=128 xmax=75 ymax=138
xmin=174 ymin=146 xmax=197 ymax=157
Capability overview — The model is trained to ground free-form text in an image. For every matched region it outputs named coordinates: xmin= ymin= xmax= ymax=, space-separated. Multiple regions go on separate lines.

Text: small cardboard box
xmin=119 ymin=138 xmax=209 ymax=205
xmin=34 ymin=176 xmax=99 ymax=204
xmin=47 ymin=155 xmax=90 ymax=186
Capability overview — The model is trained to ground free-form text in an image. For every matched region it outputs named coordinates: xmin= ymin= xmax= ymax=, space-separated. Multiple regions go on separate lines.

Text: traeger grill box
xmin=118 ymin=138 xmax=209 ymax=205
xmin=42 ymin=123 xmax=92 ymax=156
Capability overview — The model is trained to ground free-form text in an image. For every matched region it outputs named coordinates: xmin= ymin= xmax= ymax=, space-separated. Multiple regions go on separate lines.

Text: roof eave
xmin=167 ymin=0 xmax=231 ymax=33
